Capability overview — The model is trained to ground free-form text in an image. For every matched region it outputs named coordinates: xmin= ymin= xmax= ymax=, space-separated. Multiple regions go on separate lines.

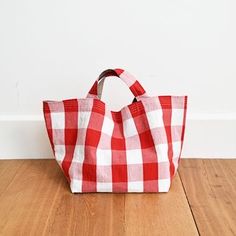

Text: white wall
xmin=0 ymin=0 xmax=236 ymax=158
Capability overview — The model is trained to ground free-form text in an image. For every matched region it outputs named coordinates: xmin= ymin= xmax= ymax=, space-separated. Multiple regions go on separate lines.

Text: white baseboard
xmin=0 ymin=113 xmax=235 ymax=159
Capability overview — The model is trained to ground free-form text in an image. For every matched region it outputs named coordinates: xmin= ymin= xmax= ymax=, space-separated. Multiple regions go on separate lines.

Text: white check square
xmin=51 ymin=112 xmax=65 ymax=129
xmin=96 ymin=149 xmax=112 ymax=166
xmin=101 ymin=116 xmax=114 ymax=136
xmin=158 ymin=178 xmax=170 ymax=192
xmin=155 ymin=143 xmax=169 ymax=163
xmin=171 ymin=109 xmax=184 ymax=126
xmin=73 ymin=145 xmax=85 ymax=163
xmin=70 ymin=179 xmax=82 ymax=193
xmin=172 ymin=141 xmax=181 ymax=158
xmin=128 ymin=181 xmax=143 ymax=192
xmin=78 ymin=112 xmax=91 ymax=128
xmin=146 ymin=110 xmax=164 ymax=129
xmin=97 ymin=182 xmax=112 ymax=192
xmin=123 ymin=118 xmax=137 ymax=137
xmin=54 ymin=145 xmax=65 ymax=163
xmin=126 ymin=149 xmax=143 ymax=164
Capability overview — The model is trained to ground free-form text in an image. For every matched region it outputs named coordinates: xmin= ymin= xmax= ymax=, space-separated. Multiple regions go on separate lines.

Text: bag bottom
xmin=70 ymin=180 xmax=171 ymax=193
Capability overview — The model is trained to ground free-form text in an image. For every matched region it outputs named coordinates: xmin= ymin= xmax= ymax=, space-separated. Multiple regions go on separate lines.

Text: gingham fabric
xmin=43 ymin=69 xmax=187 ymax=193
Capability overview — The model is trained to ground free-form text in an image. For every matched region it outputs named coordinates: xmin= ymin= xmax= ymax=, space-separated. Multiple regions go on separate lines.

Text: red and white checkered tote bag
xmin=43 ymin=69 xmax=187 ymax=193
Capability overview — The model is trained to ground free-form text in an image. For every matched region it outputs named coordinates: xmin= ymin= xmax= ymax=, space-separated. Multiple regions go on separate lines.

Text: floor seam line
xmin=178 ymin=170 xmax=201 ymax=236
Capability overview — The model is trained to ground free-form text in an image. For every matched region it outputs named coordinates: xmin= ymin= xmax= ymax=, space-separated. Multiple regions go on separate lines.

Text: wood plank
xmin=179 ymin=159 xmax=236 ymax=236
xmin=0 ymin=160 xmax=66 ymax=235
xmin=125 ymin=174 xmax=198 ymax=236
xmin=0 ymin=160 xmax=24 ymax=196
xmin=0 ymin=160 xmax=198 ymax=236
xmin=0 ymin=160 xmax=125 ymax=236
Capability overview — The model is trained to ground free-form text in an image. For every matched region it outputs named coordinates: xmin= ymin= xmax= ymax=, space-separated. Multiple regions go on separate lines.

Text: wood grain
xmin=0 ymin=160 xmax=24 ymax=196
xmin=179 ymin=159 xmax=236 ymax=236
xmin=0 ymin=160 xmax=125 ymax=236
xmin=4 ymin=159 xmax=236 ymax=236
xmin=125 ymin=174 xmax=198 ymax=236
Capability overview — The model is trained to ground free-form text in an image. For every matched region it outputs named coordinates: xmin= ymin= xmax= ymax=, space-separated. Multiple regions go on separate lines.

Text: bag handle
xmin=86 ymin=69 xmax=148 ymax=100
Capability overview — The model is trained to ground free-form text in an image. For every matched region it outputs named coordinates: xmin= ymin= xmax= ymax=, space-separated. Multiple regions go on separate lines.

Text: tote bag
xmin=43 ymin=69 xmax=187 ymax=193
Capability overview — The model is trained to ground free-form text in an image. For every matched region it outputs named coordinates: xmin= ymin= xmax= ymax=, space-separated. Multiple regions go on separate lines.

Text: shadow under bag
xmin=43 ymin=69 xmax=187 ymax=193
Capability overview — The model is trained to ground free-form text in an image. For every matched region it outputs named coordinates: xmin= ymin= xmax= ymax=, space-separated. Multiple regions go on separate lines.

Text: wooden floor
xmin=0 ymin=159 xmax=235 ymax=236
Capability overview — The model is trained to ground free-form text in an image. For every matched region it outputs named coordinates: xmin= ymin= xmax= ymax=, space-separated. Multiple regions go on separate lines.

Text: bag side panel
xmin=69 ymin=99 xmax=95 ymax=192
xmin=141 ymin=96 xmax=187 ymax=191
xmin=170 ymin=96 xmax=187 ymax=174
xmin=141 ymin=97 xmax=171 ymax=192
